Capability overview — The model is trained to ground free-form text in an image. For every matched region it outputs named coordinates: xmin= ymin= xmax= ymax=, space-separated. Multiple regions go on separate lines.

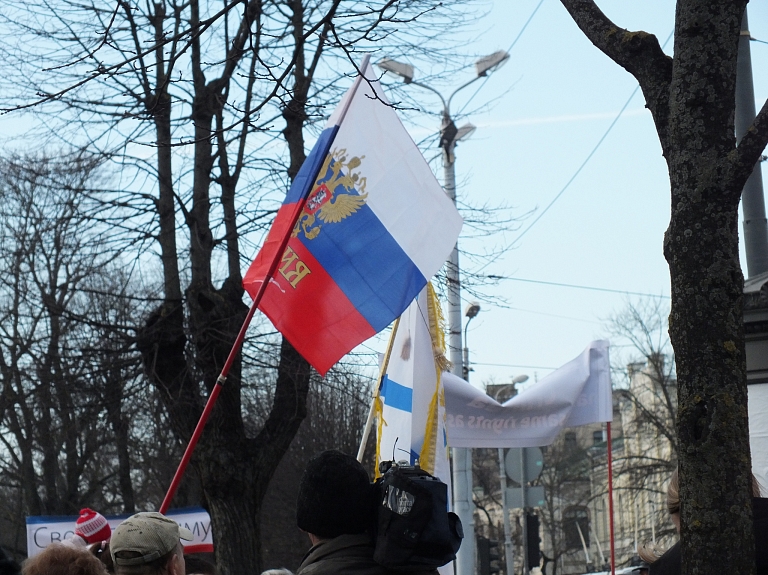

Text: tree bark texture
xmin=559 ymin=1 xmax=768 ymax=573
xmin=135 ymin=2 xmax=316 ymax=573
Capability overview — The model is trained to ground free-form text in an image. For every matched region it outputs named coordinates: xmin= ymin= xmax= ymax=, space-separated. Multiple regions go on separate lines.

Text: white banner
xmin=444 ymin=340 xmax=612 ymax=448
xmin=26 ymin=507 xmax=213 ymax=557
xmin=749 ymin=383 xmax=768 ymax=490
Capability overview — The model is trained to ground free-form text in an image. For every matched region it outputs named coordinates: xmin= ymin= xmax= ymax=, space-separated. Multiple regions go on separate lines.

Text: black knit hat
xmin=296 ymin=450 xmax=373 ymax=539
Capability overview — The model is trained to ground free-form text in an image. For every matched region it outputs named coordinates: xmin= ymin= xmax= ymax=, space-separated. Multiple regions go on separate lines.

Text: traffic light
xmin=477 ymin=536 xmax=501 ymax=575
xmin=525 ymin=513 xmax=541 ymax=568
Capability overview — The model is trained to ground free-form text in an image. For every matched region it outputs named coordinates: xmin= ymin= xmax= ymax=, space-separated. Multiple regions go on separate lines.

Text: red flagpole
xmin=158 ymin=220 xmax=298 ymax=514
xmin=158 ymin=56 xmax=371 ymax=515
xmin=607 ymin=421 xmax=616 ymax=575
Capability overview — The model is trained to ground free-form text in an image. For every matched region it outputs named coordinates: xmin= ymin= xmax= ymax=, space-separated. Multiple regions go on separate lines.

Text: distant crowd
xmin=0 ymin=451 xmax=420 ymax=575
xmin=2 ymin=451 xmax=765 ymax=575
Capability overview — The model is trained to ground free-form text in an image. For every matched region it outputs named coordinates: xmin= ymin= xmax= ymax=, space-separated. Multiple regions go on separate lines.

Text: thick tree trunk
xmin=558 ymin=0 xmax=768 ymax=572
xmin=664 ymin=4 xmax=753 ymax=573
xmin=138 ymin=288 xmax=311 ymax=575
xmin=155 ymin=102 xmax=182 ymax=303
xmin=137 ymin=8 xmax=313 ymax=571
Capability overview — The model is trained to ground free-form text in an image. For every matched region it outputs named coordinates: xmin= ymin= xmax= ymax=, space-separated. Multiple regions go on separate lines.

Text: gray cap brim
xmin=179 ymin=526 xmax=194 ymax=541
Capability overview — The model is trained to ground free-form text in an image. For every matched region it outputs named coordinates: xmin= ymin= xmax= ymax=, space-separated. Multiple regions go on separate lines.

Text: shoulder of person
xmin=649 ymin=541 xmax=680 ymax=575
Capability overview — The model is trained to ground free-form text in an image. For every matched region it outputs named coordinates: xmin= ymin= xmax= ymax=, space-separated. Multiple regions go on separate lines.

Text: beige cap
xmin=110 ymin=512 xmax=194 ymax=566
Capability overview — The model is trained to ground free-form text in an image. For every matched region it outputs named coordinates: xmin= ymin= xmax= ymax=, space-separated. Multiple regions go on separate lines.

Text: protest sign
xmin=26 ymin=507 xmax=213 ymax=557
xmin=444 ymin=340 xmax=611 ymax=448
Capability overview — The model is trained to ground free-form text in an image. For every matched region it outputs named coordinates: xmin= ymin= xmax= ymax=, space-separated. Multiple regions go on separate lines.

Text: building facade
xmin=475 ymin=358 xmax=677 ymax=575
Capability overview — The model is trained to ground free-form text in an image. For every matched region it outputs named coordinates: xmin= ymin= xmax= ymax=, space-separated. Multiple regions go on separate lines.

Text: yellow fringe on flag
xmin=374 ymin=394 xmax=387 ymax=479
xmin=372 ymin=317 xmax=400 ymax=479
xmin=419 ymin=283 xmax=450 ymax=475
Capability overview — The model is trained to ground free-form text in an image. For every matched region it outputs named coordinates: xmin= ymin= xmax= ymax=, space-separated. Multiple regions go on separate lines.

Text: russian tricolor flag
xmin=243 ymin=61 xmax=463 ymax=375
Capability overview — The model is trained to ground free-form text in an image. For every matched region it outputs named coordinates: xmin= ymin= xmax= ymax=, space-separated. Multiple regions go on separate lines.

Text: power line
xmin=473 ymin=361 xmax=558 ymax=371
xmin=510 ymin=85 xmax=640 ymax=246
xmin=457 ymin=0 xmax=545 ymax=117
xmin=486 ymin=275 xmax=670 ymax=299
xmin=509 ymin=29 xmax=675 ymax=248
xmin=505 ymin=0 xmax=546 ymax=55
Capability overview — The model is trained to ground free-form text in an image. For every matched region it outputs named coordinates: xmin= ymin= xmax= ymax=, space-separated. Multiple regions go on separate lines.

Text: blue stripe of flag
xmin=295 ymin=157 xmax=425 ymax=330
xmin=297 ymin=204 xmax=424 ymax=331
xmin=381 ymin=376 xmax=413 ymax=413
xmin=283 ymin=126 xmax=340 ymax=205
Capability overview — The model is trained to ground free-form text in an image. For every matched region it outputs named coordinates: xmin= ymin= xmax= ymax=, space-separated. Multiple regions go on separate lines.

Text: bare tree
xmin=537 ymin=434 xmax=595 ymax=575
xmin=0 ymin=1 xmax=484 ymax=571
xmin=257 ymin=366 xmax=373 ymax=569
xmin=2 ymin=2 xmax=474 ymax=572
xmin=608 ymin=300 xmax=677 ymax=495
xmin=0 ymin=153 xmax=147 ymax=551
xmin=558 ymin=1 xmax=768 ymax=572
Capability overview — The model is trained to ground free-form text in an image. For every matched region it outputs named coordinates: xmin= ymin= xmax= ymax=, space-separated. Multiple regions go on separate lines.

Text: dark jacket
xmin=296 ymin=534 xmax=438 ymax=575
xmin=649 ymin=497 xmax=768 ymax=575
xmin=647 ymin=540 xmax=679 ymax=575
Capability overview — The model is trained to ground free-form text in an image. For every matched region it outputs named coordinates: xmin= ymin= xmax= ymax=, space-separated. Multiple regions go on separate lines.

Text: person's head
xmin=76 ymin=509 xmax=112 ymax=545
xmin=260 ymin=569 xmax=293 ymax=575
xmin=667 ymin=467 xmax=680 ymax=533
xmin=22 ymin=544 xmax=107 ymax=575
xmin=110 ymin=513 xmax=193 ymax=575
xmin=296 ymin=450 xmax=372 ymax=541
xmin=637 ymin=467 xmax=681 ymax=563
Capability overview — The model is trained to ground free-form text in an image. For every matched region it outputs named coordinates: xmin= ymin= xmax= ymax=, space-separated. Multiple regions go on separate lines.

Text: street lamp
xmin=475 ymin=50 xmax=510 ymax=77
xmin=492 ymin=374 xmax=530 ymax=403
xmin=376 ymin=52 xmax=508 ymax=375
xmin=377 ymin=58 xmax=415 ymax=83
xmin=463 ymin=302 xmax=481 ymax=380
xmin=511 ymin=373 xmax=530 ymax=386
xmin=377 ymin=53 xmax=508 ymax=575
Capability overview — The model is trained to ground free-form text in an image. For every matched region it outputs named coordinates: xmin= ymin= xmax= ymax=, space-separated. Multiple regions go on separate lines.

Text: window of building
xmin=564 ymin=431 xmax=577 ymax=450
xmin=563 ymin=506 xmax=590 ymax=550
xmin=593 ymin=430 xmax=604 ymax=445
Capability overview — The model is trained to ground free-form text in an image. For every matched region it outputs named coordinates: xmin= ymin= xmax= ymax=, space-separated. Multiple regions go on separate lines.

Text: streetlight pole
xmin=378 ymin=52 xmax=509 ymax=575
xmin=493 ymin=375 xmax=528 ymax=575
xmin=456 ymin=301 xmax=479 ymax=575
xmin=463 ymin=303 xmax=481 ymax=380
xmin=737 ymin=8 xmax=768 ymax=278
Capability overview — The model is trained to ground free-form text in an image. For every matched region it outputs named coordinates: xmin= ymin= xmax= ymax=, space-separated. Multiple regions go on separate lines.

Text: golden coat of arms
xmin=292 ymin=148 xmax=368 ymax=240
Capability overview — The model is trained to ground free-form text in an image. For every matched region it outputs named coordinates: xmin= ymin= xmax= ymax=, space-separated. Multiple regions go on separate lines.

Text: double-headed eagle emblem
xmin=292 ymin=148 xmax=368 ymax=240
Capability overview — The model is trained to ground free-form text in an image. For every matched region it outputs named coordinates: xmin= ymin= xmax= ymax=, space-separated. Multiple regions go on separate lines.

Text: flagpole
xmin=158 ymin=277 xmax=271 ymax=514
xmin=356 ymin=316 xmax=401 ymax=462
xmin=159 ymin=56 xmax=372 ymax=515
xmin=607 ymin=421 xmax=616 ymax=575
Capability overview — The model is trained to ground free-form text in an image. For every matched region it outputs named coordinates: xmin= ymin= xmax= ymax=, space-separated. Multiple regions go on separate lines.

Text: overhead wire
xmin=456 ymin=0 xmax=545 ymax=117
xmin=473 ymin=361 xmax=558 ymax=370
xmin=490 ymin=276 xmax=671 ymax=299
xmin=464 ymin=28 xmax=676 ymax=375
xmin=507 ymin=29 xmax=675 ymax=249
xmin=372 ymin=21 xmax=677 ymax=367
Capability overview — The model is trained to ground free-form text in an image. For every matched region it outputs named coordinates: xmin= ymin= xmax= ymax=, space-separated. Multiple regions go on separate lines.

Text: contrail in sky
xmin=479 ymin=107 xmax=647 ymax=128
